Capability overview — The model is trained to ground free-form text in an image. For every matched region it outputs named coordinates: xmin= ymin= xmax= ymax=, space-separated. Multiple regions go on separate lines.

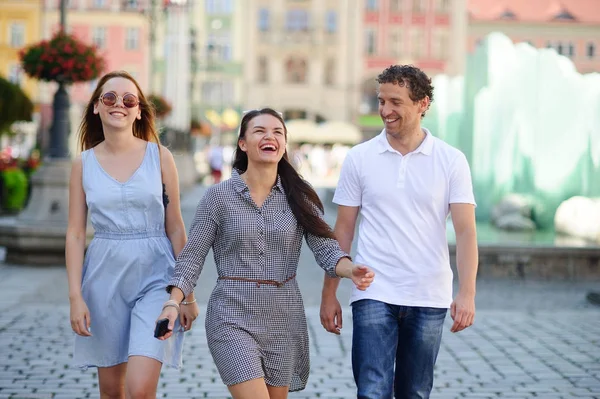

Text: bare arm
xmin=65 ymin=156 xmax=91 ymax=336
xmin=320 ymin=205 xmax=360 ymax=334
xmin=160 ymin=146 xmax=187 ymax=256
xmin=160 ymin=146 xmax=198 ymax=328
xmin=449 ymin=203 xmax=478 ymax=333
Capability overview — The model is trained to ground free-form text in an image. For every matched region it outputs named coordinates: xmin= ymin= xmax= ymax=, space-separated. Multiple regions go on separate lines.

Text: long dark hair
xmin=78 ymin=70 xmax=160 ymax=151
xmin=232 ymin=108 xmax=335 ymax=239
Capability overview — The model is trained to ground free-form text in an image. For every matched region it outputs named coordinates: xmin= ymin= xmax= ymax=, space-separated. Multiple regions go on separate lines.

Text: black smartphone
xmin=154 ymin=318 xmax=171 ymax=338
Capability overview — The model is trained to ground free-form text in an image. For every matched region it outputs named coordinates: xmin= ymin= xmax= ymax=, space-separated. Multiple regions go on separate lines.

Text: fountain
xmin=423 ymin=32 xmax=600 ymax=279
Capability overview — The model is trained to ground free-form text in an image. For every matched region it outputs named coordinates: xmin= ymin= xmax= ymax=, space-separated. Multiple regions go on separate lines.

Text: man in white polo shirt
xmin=320 ymin=65 xmax=478 ymax=399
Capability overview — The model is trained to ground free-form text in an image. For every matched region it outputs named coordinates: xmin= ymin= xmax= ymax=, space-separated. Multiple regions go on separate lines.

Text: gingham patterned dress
xmin=168 ymin=169 xmax=347 ymax=391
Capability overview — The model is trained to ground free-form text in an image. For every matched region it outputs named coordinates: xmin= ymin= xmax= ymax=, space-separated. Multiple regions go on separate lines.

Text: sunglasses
xmin=243 ymin=109 xmax=284 ymax=117
xmin=99 ymin=91 xmax=140 ymax=108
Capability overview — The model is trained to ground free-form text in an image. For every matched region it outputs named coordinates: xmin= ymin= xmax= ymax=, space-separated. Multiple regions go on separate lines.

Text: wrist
xmin=69 ymin=293 xmax=83 ymax=302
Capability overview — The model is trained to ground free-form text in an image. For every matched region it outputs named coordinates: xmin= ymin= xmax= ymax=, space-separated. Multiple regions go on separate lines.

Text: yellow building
xmin=0 ymin=0 xmax=41 ymax=101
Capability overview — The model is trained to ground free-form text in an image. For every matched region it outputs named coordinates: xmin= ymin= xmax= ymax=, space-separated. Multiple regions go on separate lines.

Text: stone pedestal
xmin=0 ymin=159 xmax=92 ymax=265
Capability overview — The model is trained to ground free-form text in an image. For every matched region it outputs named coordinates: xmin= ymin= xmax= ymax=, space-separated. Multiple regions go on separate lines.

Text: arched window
xmin=285 ymin=57 xmax=308 ymax=83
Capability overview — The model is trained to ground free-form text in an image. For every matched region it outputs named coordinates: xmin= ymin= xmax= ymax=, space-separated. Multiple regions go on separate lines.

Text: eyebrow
xmin=252 ymin=125 xmax=283 ymax=130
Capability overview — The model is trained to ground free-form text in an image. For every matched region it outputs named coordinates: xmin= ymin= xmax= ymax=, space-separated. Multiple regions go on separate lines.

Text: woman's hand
xmin=70 ymin=296 xmax=92 ymax=336
xmin=350 ymin=264 xmax=375 ymax=291
xmin=155 ymin=304 xmax=179 ymax=340
xmin=180 ymin=301 xmax=199 ymax=331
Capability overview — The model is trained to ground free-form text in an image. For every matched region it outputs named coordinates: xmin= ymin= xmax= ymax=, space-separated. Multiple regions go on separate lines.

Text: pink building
xmin=468 ymin=0 xmax=600 ymax=74
xmin=359 ymin=0 xmax=467 ymax=122
xmin=40 ymin=0 xmax=150 ymax=148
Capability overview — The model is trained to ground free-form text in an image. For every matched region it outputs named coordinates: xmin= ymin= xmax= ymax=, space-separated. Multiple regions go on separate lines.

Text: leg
xmin=394 ymin=307 xmax=447 ymax=399
xmin=98 ymin=363 xmax=127 ymax=399
xmin=124 ymin=355 xmax=162 ymax=399
xmin=267 ymin=385 xmax=289 ymax=399
xmin=228 ymin=377 xmax=270 ymax=399
xmin=352 ymin=299 xmax=399 ymax=399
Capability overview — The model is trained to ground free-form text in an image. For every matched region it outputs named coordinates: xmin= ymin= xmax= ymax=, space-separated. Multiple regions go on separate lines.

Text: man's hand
xmin=320 ymin=295 xmax=343 ymax=335
xmin=450 ymin=290 xmax=475 ymax=333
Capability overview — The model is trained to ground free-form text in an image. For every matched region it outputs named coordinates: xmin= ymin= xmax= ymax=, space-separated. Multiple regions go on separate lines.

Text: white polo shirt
xmin=333 ymin=128 xmax=476 ymax=308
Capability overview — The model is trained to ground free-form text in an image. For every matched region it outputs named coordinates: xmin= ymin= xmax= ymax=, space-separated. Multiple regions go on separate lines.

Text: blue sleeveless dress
xmin=74 ymin=142 xmax=184 ymax=370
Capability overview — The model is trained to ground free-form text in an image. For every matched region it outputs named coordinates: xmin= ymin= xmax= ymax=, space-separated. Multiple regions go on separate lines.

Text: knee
xmin=99 ymin=384 xmax=124 ymax=399
xmin=126 ymin=382 xmax=157 ymax=399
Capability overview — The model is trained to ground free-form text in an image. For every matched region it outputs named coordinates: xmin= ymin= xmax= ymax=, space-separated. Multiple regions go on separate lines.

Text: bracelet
xmin=162 ymin=299 xmax=180 ymax=314
xmin=181 ymin=298 xmax=197 ymax=305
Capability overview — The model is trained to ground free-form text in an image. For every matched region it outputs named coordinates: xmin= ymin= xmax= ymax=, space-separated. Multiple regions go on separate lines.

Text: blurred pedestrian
xmin=156 ymin=108 xmax=375 ymax=399
xmin=65 ymin=70 xmax=199 ymax=398
xmin=208 ymin=144 xmax=224 ymax=183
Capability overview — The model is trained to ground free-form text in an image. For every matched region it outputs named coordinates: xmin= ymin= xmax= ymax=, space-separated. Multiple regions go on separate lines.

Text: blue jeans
xmin=351 ymin=299 xmax=447 ymax=399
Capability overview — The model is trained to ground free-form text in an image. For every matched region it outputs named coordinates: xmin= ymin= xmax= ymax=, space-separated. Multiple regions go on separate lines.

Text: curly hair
xmin=376 ymin=65 xmax=434 ymax=118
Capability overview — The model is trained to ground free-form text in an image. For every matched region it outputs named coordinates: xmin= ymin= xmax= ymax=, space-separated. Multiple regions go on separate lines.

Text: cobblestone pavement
xmin=0 ymin=184 xmax=599 ymax=398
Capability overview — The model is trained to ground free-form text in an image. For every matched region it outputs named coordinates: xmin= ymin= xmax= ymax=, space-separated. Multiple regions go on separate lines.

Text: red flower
xmin=18 ymin=31 xmax=105 ymax=83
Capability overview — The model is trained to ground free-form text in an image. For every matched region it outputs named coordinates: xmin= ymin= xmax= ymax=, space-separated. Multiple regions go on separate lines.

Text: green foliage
xmin=0 ymin=76 xmax=33 ymax=135
xmin=1 ymin=168 xmax=28 ymax=213
xmin=148 ymin=94 xmax=173 ymax=119
xmin=19 ymin=30 xmax=105 ymax=84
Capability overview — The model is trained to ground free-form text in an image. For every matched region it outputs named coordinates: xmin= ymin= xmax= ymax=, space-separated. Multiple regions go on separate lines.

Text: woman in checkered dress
xmin=156 ymin=108 xmax=375 ymax=399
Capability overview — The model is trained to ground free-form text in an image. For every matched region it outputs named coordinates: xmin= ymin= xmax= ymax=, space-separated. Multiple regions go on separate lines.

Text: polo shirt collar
xmin=231 ymin=168 xmax=284 ymax=193
xmin=376 ymin=127 xmax=434 ymax=156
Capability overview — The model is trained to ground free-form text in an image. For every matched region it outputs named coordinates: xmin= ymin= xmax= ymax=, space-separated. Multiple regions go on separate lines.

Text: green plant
xmin=0 ymin=76 xmax=33 ymax=134
xmin=19 ymin=30 xmax=105 ymax=83
xmin=1 ymin=168 xmax=28 ymax=213
xmin=148 ymin=94 xmax=172 ymax=119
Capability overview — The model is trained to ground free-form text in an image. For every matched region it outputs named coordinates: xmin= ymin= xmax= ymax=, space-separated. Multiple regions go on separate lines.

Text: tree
xmin=0 ymin=76 xmax=33 ymax=135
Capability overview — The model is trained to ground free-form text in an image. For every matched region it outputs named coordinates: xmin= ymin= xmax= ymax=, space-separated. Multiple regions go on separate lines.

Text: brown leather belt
xmin=218 ymin=273 xmax=296 ymax=288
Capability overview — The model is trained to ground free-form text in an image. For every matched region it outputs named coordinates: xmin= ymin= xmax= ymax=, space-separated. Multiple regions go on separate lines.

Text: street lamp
xmin=47 ymin=0 xmax=70 ymax=158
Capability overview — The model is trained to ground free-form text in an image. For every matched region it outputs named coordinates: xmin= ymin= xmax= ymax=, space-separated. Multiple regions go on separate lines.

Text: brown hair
xmin=232 ymin=108 xmax=335 ymax=239
xmin=377 ymin=64 xmax=434 ymax=118
xmin=77 ymin=70 xmax=159 ymax=151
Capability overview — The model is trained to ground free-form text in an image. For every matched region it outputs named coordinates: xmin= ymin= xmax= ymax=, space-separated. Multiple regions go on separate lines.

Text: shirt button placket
xmin=257 ymin=208 xmax=266 ymax=271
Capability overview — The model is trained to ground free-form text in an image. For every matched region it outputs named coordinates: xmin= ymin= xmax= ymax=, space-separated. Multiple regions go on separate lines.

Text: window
xmin=366 ymin=0 xmax=378 ymax=11
xmin=568 ymin=43 xmax=575 ymax=57
xmin=588 ymin=42 xmax=596 ymax=59
xmin=258 ymin=8 xmax=270 ymax=32
xmin=285 ymin=57 xmax=308 ymax=83
xmin=324 ymin=59 xmax=335 ymax=86
xmin=201 ymin=81 xmax=233 ymax=105
xmin=205 ymin=0 xmax=233 ymax=14
xmin=413 ymin=0 xmax=425 ymax=13
xmin=258 ymin=56 xmax=268 ymax=83
xmin=365 ymin=28 xmax=377 ymax=55
xmin=435 ymin=0 xmax=449 ymax=13
xmin=207 ymin=31 xmax=232 ymax=62
xmin=390 ymin=0 xmax=403 ymax=12
xmin=124 ymin=0 xmax=138 ymax=10
xmin=325 ymin=10 xmax=337 ymax=34
xmin=93 ymin=0 xmax=106 ymax=8
xmin=410 ymin=28 xmax=424 ymax=58
xmin=8 ymin=64 xmax=23 ymax=85
xmin=286 ymin=9 xmax=309 ymax=31
xmin=556 ymin=42 xmax=563 ymax=55
xmin=389 ymin=29 xmax=402 ymax=57
xmin=125 ymin=27 xmax=139 ymax=50
xmin=432 ymin=29 xmax=448 ymax=59
xmin=10 ymin=23 xmax=25 ymax=48
xmin=92 ymin=27 xmax=107 ymax=49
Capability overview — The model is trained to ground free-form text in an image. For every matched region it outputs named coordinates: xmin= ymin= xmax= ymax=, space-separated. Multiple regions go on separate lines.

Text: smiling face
xmin=93 ymin=77 xmax=141 ymax=131
xmin=238 ymin=113 xmax=287 ymax=166
xmin=378 ymin=82 xmax=428 ymax=138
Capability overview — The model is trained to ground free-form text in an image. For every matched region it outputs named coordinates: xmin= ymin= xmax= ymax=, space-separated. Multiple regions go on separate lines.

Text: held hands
xmin=179 ymin=298 xmax=199 ymax=332
xmin=450 ymin=290 xmax=475 ymax=333
xmin=155 ymin=300 xmax=180 ymax=340
xmin=350 ymin=264 xmax=375 ymax=291
xmin=70 ymin=296 xmax=92 ymax=336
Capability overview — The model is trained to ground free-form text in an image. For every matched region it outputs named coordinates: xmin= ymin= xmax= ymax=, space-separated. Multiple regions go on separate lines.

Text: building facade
xmin=467 ymin=0 xmax=600 ymax=74
xmin=0 ymin=0 xmax=42 ymax=100
xmin=191 ymin=0 xmax=245 ymax=132
xmin=358 ymin=0 xmax=467 ymax=128
xmin=242 ymin=0 xmax=361 ymax=123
